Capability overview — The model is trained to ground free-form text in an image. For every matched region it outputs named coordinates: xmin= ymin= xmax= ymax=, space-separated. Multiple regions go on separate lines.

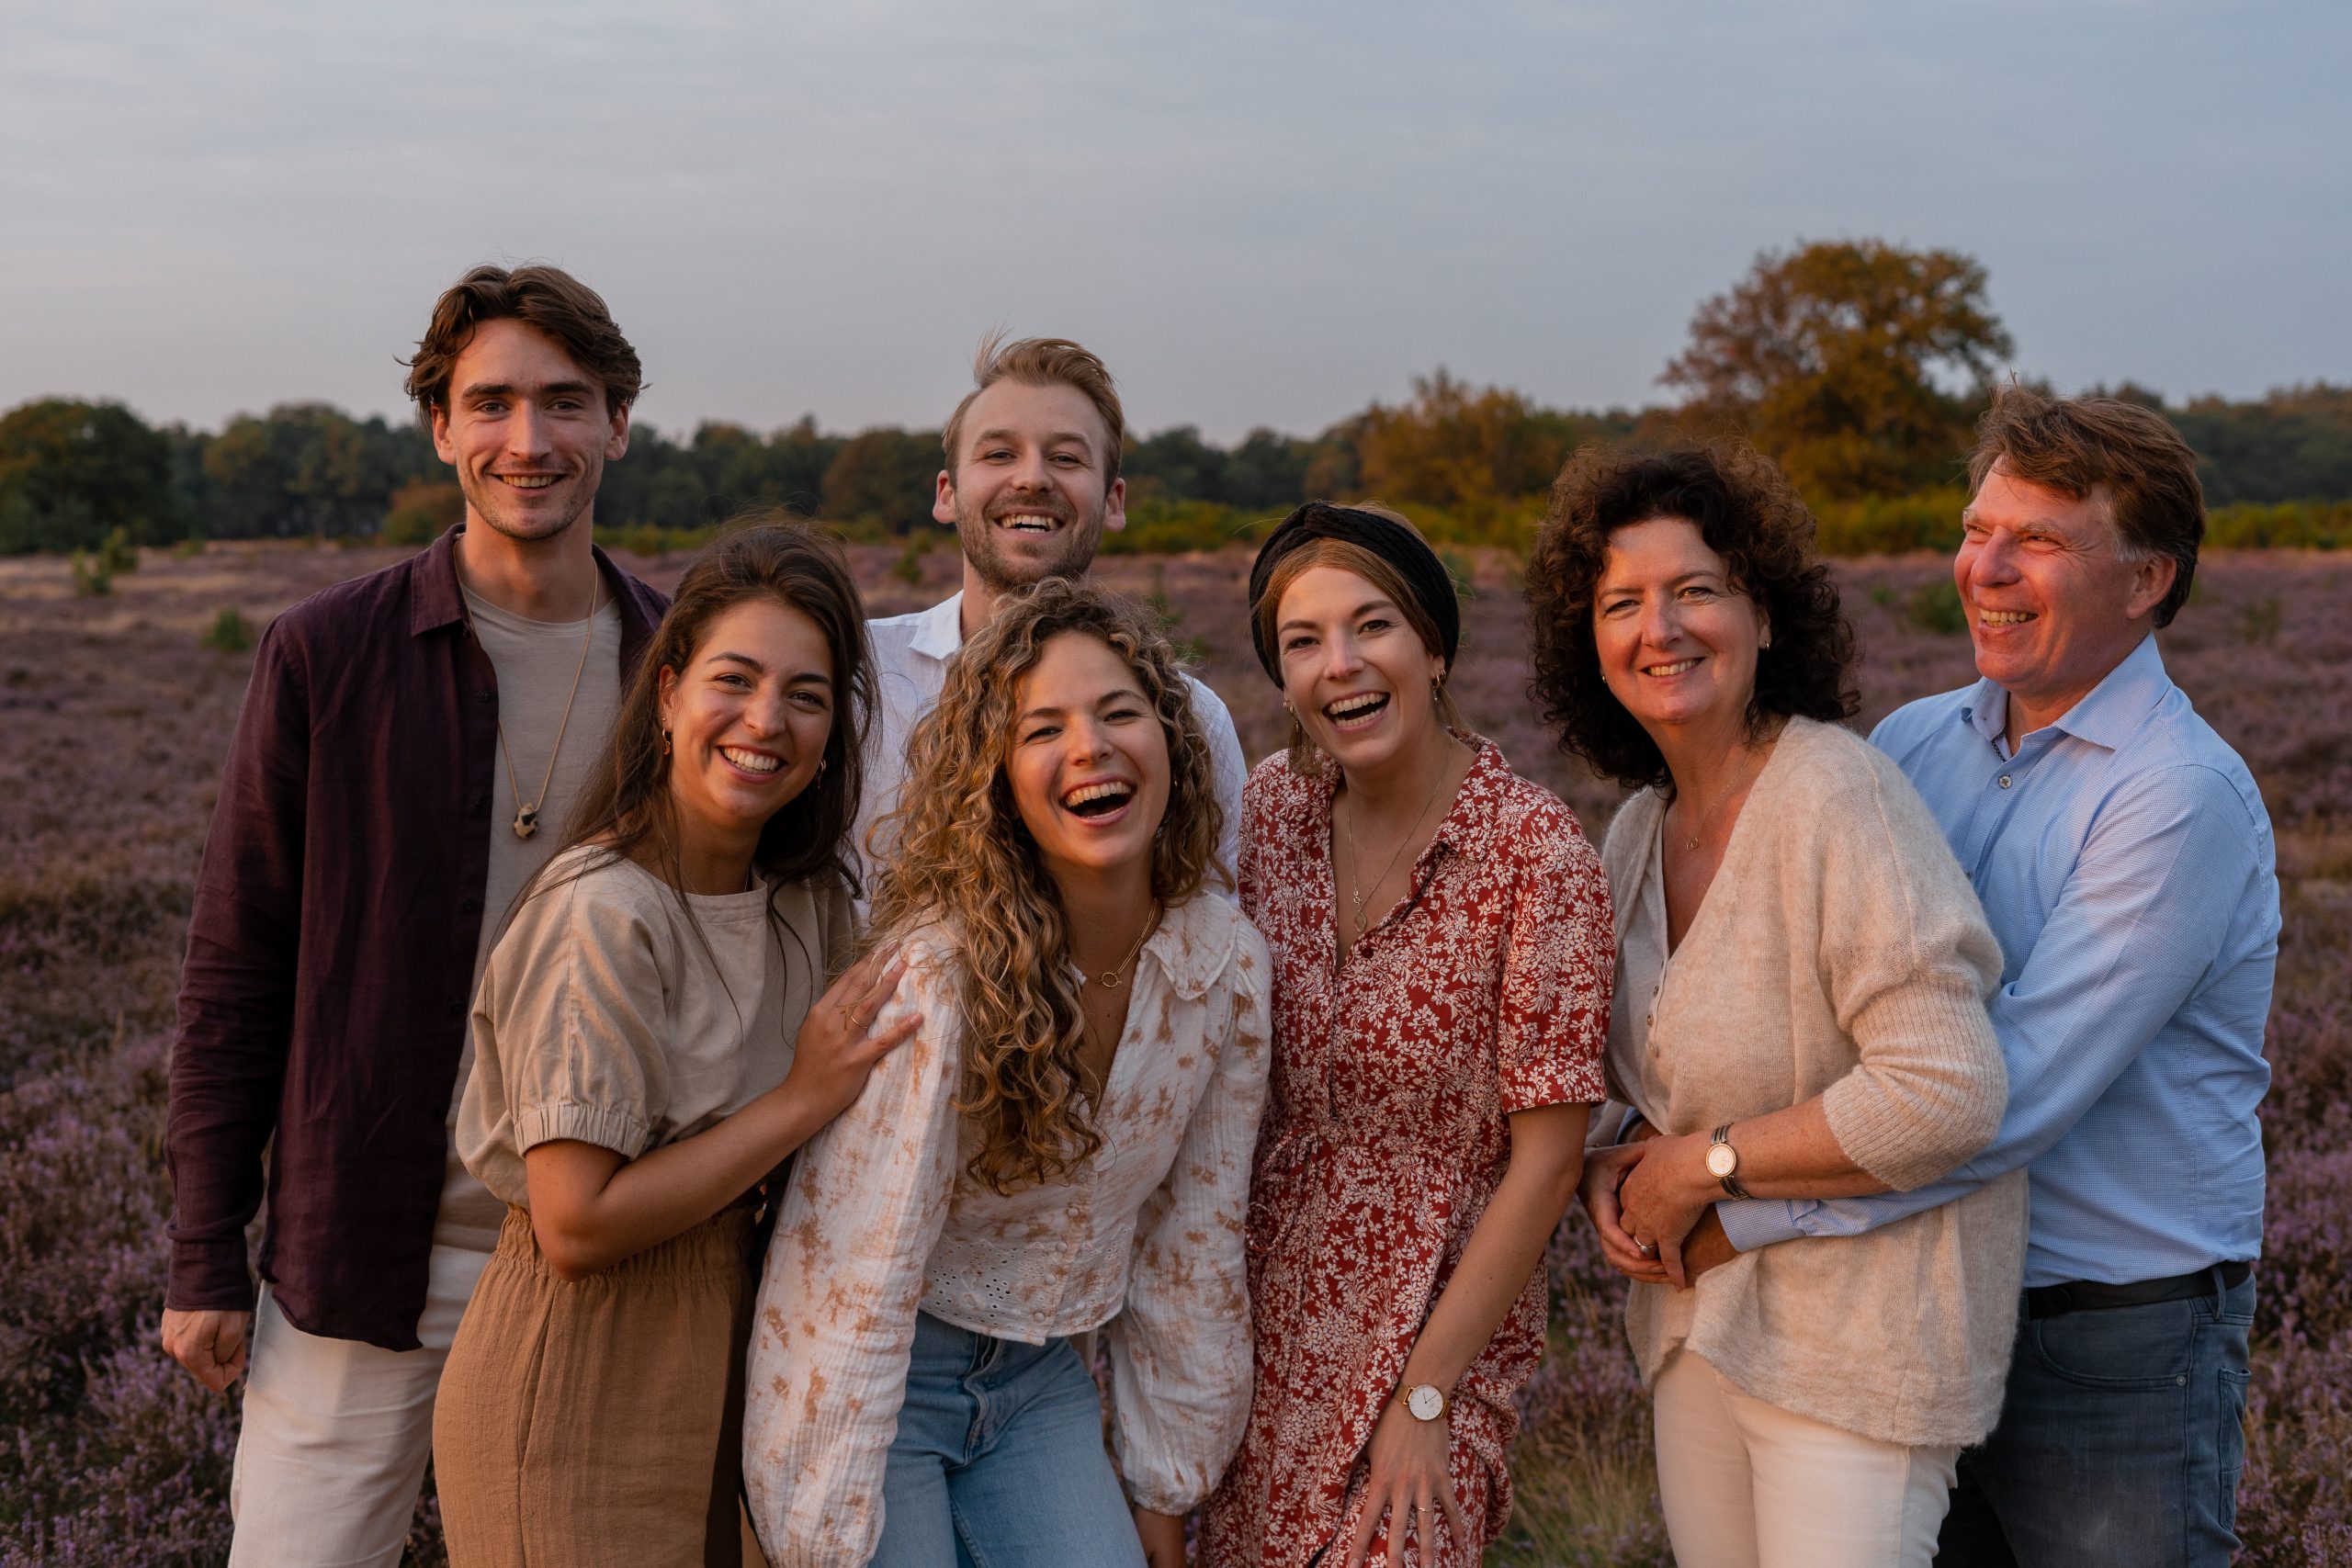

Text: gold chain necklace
xmin=1340 ymin=747 xmax=1453 ymax=940
xmin=492 ymin=576 xmax=602 ymax=840
xmin=1080 ymin=904 xmax=1162 ymax=991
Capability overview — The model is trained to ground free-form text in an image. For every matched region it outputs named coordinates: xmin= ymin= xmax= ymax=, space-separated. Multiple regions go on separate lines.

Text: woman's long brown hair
xmin=503 ymin=517 xmax=877 ymax=987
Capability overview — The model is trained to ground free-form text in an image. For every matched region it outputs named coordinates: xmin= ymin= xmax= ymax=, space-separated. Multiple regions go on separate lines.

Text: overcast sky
xmin=5 ymin=1 xmax=2346 ymax=442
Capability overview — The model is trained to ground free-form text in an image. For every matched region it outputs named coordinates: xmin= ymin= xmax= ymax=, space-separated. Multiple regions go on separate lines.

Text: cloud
xmin=2 ymin=0 xmax=2346 ymax=439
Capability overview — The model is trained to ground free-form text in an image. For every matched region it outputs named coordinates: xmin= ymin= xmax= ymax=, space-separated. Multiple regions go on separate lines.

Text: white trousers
xmin=1652 ymin=1348 xmax=1960 ymax=1568
xmin=228 ymin=1243 xmax=492 ymax=1568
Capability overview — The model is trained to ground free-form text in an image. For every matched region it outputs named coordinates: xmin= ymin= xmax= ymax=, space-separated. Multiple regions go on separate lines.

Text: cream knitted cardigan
xmin=1601 ymin=716 xmax=2026 ymax=1449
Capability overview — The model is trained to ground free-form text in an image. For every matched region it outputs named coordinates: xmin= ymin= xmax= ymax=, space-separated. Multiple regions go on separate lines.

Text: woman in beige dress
xmin=433 ymin=524 xmax=916 ymax=1567
xmin=1527 ymin=446 xmax=2026 ymax=1568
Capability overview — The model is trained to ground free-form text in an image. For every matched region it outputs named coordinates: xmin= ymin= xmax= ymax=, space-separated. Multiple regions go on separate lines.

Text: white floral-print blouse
xmin=742 ymin=892 xmax=1273 ymax=1567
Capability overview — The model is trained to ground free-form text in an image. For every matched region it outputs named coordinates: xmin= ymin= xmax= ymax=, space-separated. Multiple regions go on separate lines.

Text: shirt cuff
xmin=165 ymin=1235 xmax=259 ymax=1314
xmin=1714 ymin=1198 xmax=1808 ymax=1253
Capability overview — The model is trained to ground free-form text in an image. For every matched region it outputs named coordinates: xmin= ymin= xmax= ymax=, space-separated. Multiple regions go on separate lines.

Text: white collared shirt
xmin=850 ymin=590 xmax=1248 ymax=905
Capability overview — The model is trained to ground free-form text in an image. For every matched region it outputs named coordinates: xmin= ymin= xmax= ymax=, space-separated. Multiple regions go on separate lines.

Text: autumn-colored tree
xmin=1663 ymin=240 xmax=2013 ymax=499
xmin=382 ymin=478 xmax=465 ymax=545
xmin=1353 ymin=372 xmax=1566 ymax=514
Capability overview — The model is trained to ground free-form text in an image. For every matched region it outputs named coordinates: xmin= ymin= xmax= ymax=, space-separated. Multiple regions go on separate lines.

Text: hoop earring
xmin=814 ymin=757 xmax=828 ymax=780
xmin=661 ymin=728 xmax=673 ymax=757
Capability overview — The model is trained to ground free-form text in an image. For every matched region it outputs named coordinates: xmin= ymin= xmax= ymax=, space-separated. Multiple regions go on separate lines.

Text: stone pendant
xmin=514 ymin=805 xmax=539 ymax=840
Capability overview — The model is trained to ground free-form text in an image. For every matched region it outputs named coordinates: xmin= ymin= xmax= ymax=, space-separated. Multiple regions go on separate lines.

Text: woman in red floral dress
xmin=1201 ymin=504 xmax=1612 ymax=1568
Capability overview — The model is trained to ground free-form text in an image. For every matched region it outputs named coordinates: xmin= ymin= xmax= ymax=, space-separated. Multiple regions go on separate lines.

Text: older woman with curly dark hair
xmin=1527 ymin=446 xmax=2026 ymax=1568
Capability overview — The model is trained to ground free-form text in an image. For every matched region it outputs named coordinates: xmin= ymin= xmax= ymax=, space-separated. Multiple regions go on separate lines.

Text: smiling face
xmin=1004 ymin=631 xmax=1170 ymax=893
xmin=657 ymin=598 xmax=836 ymax=854
xmin=934 ymin=378 xmax=1126 ymax=593
xmin=1590 ymin=516 xmax=1767 ymax=741
xmin=431 ymin=317 xmax=630 ymax=544
xmin=1273 ymin=563 xmax=1449 ymax=778
xmin=1957 ymin=462 xmax=2177 ymax=738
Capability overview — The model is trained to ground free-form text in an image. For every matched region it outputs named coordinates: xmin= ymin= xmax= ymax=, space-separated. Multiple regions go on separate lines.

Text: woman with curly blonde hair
xmin=741 ymin=579 xmax=1272 ymax=1568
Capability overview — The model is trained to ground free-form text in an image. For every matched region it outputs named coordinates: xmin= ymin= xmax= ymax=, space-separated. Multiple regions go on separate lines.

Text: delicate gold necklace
xmin=1340 ymin=747 xmax=1453 ymax=940
xmin=1080 ymin=904 xmax=1161 ymax=991
xmin=492 ymin=576 xmax=603 ymax=840
xmin=1670 ymin=734 xmax=1778 ymax=854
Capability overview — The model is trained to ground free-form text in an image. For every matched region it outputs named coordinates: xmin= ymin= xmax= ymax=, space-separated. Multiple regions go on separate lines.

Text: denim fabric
xmin=1934 ymin=1270 xmax=2255 ymax=1568
xmin=872 ymin=1312 xmax=1143 ymax=1568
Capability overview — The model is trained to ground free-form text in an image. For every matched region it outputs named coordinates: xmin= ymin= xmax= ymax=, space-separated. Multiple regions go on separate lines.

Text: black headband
xmin=1247 ymin=503 xmax=1461 ymax=683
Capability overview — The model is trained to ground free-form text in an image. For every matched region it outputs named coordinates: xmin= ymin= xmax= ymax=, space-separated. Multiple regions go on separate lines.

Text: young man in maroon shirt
xmin=160 ymin=265 xmax=668 ymax=1566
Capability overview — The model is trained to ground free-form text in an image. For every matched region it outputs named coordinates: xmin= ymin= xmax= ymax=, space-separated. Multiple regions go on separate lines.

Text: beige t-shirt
xmin=457 ymin=844 xmax=855 ymax=1209
xmin=431 ymin=587 xmax=624 ymax=1252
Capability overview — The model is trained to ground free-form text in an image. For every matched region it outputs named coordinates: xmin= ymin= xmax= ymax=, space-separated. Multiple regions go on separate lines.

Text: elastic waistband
xmin=2024 ymin=1260 xmax=2251 ymax=1320
xmin=493 ymin=1202 xmax=756 ymax=1281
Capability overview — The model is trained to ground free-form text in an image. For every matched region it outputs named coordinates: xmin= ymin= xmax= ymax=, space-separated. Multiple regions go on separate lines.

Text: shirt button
xmin=476 ymin=689 xmax=493 ymax=704
xmin=446 ymin=1000 xmax=463 ymax=1020
xmin=1997 ymin=774 xmax=2013 ymax=789
xmin=460 ymin=895 xmax=482 ymax=913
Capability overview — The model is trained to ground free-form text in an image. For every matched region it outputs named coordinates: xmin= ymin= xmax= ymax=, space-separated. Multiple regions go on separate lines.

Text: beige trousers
xmin=1652 ymin=1349 xmax=1960 ymax=1568
xmin=229 ymin=1242 xmax=492 ymax=1568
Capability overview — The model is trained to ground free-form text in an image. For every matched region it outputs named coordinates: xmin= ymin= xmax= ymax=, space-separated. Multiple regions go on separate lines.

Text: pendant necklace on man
xmin=494 ymin=579 xmax=602 ymax=840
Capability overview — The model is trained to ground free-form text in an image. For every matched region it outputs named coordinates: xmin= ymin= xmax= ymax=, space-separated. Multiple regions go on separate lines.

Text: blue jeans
xmin=1934 ymin=1269 xmax=2255 ymax=1568
xmin=871 ymin=1311 xmax=1144 ymax=1568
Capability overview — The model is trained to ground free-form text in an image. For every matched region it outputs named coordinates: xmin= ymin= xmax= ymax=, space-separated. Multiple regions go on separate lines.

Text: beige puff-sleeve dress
xmin=434 ymin=845 xmax=852 ymax=1568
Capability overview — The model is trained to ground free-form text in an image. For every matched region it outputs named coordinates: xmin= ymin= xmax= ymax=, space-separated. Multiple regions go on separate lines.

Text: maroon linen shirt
xmin=164 ymin=525 xmax=668 ymax=1349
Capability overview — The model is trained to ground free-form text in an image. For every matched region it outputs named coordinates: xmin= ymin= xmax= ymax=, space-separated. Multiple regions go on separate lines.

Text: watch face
xmin=1407 ymin=1385 xmax=1444 ymax=1421
xmin=1705 ymin=1142 xmax=1738 ymax=1179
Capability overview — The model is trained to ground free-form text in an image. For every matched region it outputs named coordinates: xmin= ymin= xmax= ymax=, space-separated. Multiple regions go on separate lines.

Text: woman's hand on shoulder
xmin=779 ymin=947 xmax=919 ymax=1125
xmin=1346 ymin=1399 xmax=1473 ymax=1568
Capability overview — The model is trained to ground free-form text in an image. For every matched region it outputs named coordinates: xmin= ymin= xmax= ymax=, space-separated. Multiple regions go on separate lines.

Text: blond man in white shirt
xmin=851 ymin=335 xmax=1246 ymax=897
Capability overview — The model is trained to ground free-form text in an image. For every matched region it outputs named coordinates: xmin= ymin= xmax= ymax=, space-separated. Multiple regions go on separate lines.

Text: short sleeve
xmin=1496 ymin=811 xmax=1614 ymax=1113
xmin=478 ymin=863 xmax=673 ymax=1163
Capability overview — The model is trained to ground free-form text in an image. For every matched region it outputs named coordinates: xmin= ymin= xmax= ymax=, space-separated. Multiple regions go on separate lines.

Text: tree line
xmin=6 ymin=242 xmax=2350 ymax=557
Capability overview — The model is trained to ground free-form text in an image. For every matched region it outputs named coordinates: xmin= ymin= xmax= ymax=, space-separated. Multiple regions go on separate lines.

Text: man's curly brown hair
xmin=1525 ymin=444 xmax=1857 ymax=792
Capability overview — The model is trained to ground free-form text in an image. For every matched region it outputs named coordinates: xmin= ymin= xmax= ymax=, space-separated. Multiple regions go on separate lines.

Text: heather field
xmin=2 ymin=540 xmax=2347 ymax=1564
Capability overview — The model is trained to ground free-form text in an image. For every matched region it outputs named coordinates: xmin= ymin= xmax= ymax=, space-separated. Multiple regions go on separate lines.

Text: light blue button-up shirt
xmin=1717 ymin=635 xmax=2278 ymax=1288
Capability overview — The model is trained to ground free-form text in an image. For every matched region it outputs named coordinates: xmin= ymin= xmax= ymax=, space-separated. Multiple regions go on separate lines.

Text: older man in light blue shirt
xmin=1717 ymin=389 xmax=2278 ymax=1568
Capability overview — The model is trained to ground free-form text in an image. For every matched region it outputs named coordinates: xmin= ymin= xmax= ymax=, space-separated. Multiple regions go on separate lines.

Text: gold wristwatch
xmin=1706 ymin=1123 xmax=1750 ymax=1200
xmin=1400 ymin=1382 xmax=1448 ymax=1422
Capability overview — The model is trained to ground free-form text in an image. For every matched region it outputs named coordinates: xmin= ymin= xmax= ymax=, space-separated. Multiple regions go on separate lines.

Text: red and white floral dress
xmin=1202 ymin=739 xmax=1612 ymax=1567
